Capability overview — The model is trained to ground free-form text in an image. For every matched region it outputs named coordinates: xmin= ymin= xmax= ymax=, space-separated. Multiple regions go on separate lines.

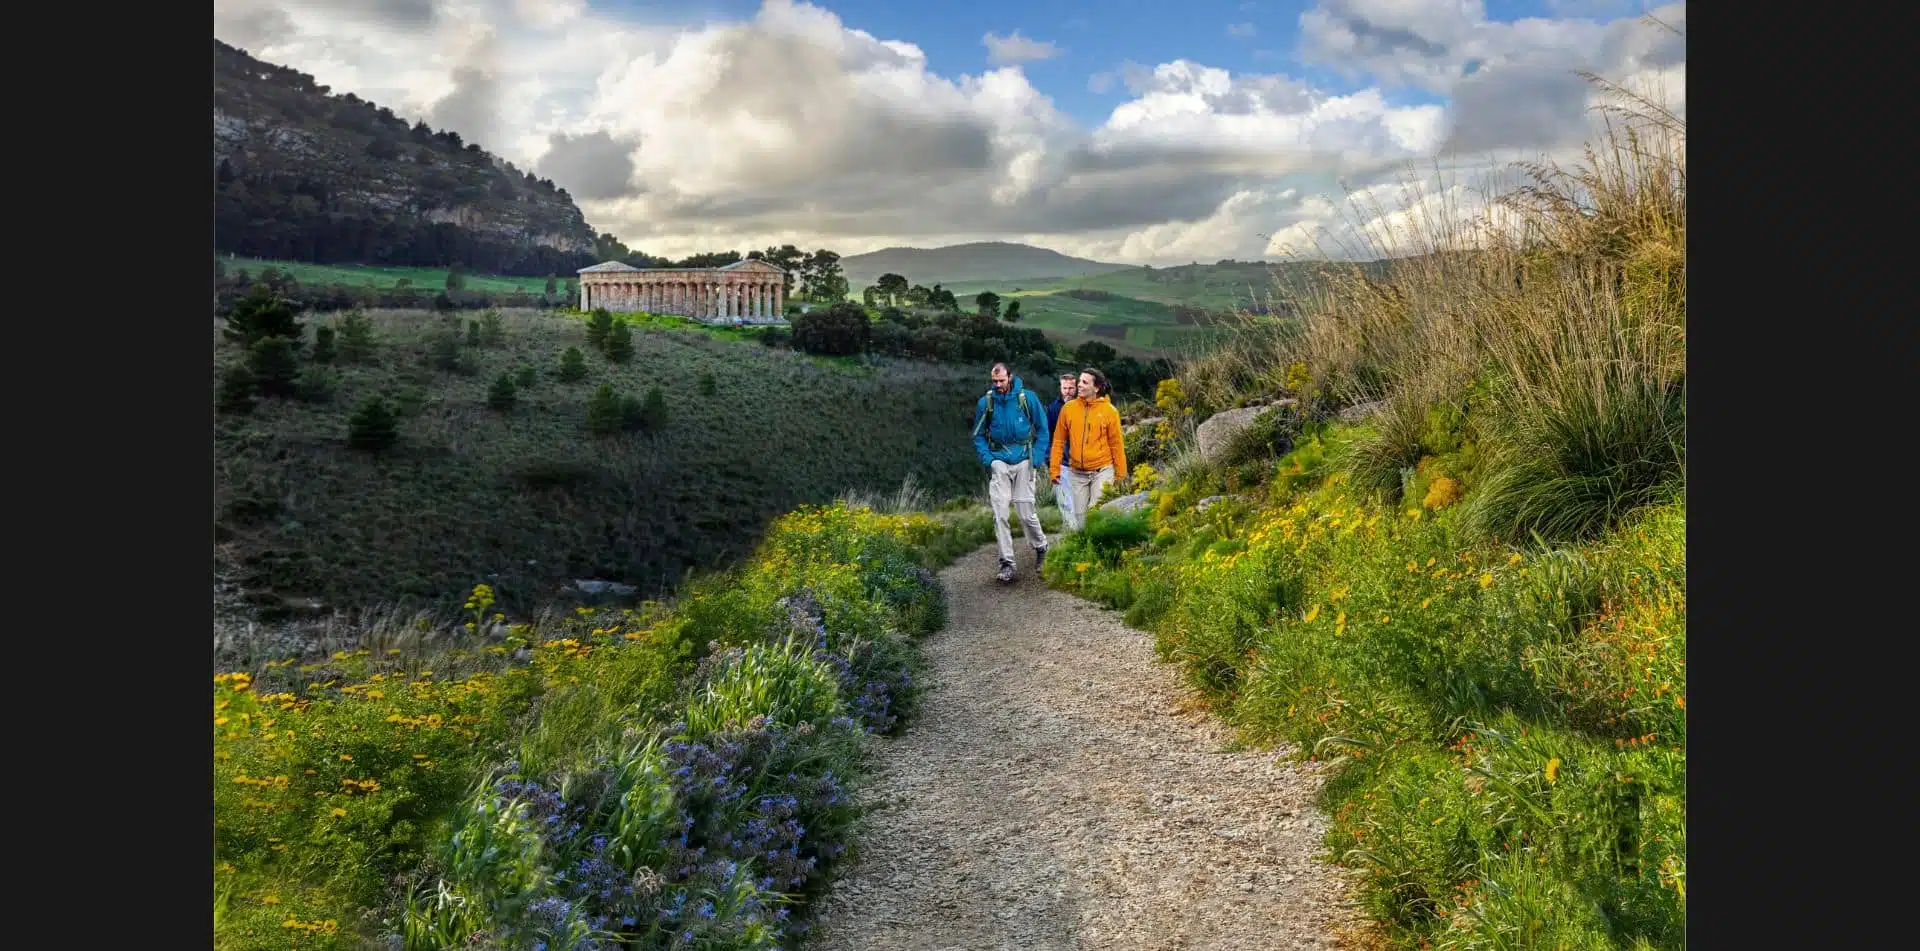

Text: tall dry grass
xmin=1179 ymin=67 xmax=1685 ymax=543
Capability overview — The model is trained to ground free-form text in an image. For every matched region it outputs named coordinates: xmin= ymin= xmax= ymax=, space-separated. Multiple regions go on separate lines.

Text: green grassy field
xmin=223 ymin=257 xmax=563 ymax=295
xmin=213 ymin=307 xmax=989 ymax=637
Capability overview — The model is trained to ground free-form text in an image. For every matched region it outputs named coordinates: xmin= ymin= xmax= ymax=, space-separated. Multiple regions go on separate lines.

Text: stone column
xmin=774 ymin=283 xmax=784 ymax=320
xmin=760 ymin=282 xmax=770 ymax=319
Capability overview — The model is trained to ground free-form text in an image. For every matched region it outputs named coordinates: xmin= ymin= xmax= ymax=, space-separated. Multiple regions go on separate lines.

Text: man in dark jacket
xmin=1044 ymin=372 xmax=1080 ymax=530
xmin=972 ymin=362 xmax=1051 ymax=582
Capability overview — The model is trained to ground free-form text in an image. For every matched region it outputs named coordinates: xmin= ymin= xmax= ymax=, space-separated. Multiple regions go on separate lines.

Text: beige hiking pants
xmin=1066 ymin=465 xmax=1115 ymax=529
xmin=988 ymin=459 xmax=1046 ymax=564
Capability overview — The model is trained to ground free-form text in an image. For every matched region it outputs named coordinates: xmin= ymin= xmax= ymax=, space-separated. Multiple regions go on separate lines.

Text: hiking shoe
xmin=996 ymin=560 xmax=1016 ymax=583
xmin=1034 ymin=545 xmax=1048 ymax=569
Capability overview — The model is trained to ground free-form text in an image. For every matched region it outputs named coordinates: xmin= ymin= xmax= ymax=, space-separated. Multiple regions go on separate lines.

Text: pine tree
xmin=586 ymin=308 xmax=614 ymax=350
xmin=466 ymin=320 xmax=482 ymax=348
xmin=347 ymin=397 xmax=399 ymax=452
xmin=639 ymin=386 xmax=669 ymax=430
xmin=516 ymin=363 xmax=537 ymax=388
xmin=223 ymin=285 xmax=304 ymax=349
xmin=337 ymin=311 xmax=376 ymax=362
xmin=545 ymin=276 xmax=558 ymax=295
xmin=586 ymin=383 xmax=623 ymax=435
xmin=312 ymin=326 xmax=337 ymax=364
xmin=558 ymin=346 xmax=588 ymax=382
xmin=487 ymin=373 xmax=517 ymax=411
xmin=697 ymin=371 xmax=717 ymax=396
xmin=217 ymin=363 xmax=256 ymax=416
xmin=248 ymin=337 xmax=301 ymax=398
xmin=480 ymin=310 xmax=505 ymax=347
xmin=604 ymin=317 xmax=634 ymax=363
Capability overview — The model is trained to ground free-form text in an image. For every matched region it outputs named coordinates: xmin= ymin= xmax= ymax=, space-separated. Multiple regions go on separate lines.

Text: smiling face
xmin=1078 ymin=372 xmax=1098 ymax=401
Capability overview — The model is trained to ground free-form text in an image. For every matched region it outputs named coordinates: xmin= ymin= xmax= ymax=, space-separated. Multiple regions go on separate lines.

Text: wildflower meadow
xmin=213 ymin=503 xmax=990 ymax=950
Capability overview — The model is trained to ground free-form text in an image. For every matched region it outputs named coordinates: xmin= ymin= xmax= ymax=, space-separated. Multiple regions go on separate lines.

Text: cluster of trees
xmin=214 ymin=264 xmax=575 ymax=315
xmin=787 ymin=301 xmax=1172 ymax=397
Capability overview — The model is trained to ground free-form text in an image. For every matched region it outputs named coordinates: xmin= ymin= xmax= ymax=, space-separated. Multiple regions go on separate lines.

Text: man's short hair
xmin=1060 ymin=372 xmax=1077 ymax=381
xmin=990 ymin=362 xmax=1009 ymax=375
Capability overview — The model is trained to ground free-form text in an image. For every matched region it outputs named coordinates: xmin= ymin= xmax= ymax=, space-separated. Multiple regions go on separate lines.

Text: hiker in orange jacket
xmin=1049 ymin=367 xmax=1128 ymax=528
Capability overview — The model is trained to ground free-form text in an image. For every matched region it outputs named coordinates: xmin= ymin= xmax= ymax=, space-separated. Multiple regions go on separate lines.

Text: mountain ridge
xmin=841 ymin=241 xmax=1133 ymax=287
xmin=213 ymin=38 xmax=600 ymax=276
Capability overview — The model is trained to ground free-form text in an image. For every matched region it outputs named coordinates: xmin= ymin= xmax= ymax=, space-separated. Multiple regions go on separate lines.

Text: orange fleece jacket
xmin=1050 ymin=395 xmax=1128 ymax=482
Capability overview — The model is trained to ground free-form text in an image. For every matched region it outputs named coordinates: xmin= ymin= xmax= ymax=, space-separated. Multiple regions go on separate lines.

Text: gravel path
xmin=806 ymin=539 xmax=1360 ymax=951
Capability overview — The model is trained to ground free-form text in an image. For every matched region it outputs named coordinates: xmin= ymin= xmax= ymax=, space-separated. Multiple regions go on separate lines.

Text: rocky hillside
xmin=213 ymin=39 xmax=598 ymax=276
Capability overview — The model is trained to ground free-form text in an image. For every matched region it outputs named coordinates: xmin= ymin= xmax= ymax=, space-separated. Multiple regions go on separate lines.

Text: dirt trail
xmin=806 ymin=539 xmax=1359 ymax=951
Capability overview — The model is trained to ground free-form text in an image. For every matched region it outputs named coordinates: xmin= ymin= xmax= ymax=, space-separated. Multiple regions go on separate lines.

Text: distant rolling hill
xmin=841 ymin=241 xmax=1131 ymax=287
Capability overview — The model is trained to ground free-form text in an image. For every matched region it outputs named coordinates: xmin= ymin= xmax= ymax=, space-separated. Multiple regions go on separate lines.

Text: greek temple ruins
xmin=576 ymin=258 xmax=789 ymax=325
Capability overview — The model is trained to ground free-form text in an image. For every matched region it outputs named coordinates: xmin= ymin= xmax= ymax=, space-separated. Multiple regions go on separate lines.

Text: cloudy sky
xmin=213 ymin=0 xmax=1685 ymax=264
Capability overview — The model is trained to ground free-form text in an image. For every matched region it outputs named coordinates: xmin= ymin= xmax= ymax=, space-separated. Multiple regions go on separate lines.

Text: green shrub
xmin=247 ymin=337 xmax=301 ymax=398
xmin=557 ymin=346 xmax=588 ymax=383
xmin=223 ymin=286 xmax=304 ymax=349
xmin=604 ymin=317 xmax=635 ymax=363
xmin=486 ymin=373 xmax=517 ymax=412
xmin=586 ymin=383 xmax=624 ymax=436
xmin=465 ymin=319 xmax=481 ymax=348
xmin=697 ymin=371 xmax=717 ymax=396
xmin=295 ymin=366 xmax=338 ymax=403
xmin=217 ymin=363 xmax=257 ymax=417
xmin=514 ymin=363 xmax=536 ymax=388
xmin=336 ymin=311 xmax=376 ymax=363
xmin=479 ymin=310 xmax=505 ymax=347
xmin=585 ymin=307 xmax=614 ymax=350
xmin=347 ymin=397 xmax=399 ymax=452
xmin=311 ymin=326 xmax=337 ymax=364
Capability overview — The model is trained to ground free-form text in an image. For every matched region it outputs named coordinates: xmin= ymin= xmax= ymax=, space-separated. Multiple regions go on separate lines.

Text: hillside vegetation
xmin=1046 ymin=100 xmax=1686 ymax=950
xmin=212 ymin=305 xmax=991 ymax=642
xmin=214 ymin=39 xmax=597 ymax=275
xmin=214 ymin=501 xmax=1006 ymax=950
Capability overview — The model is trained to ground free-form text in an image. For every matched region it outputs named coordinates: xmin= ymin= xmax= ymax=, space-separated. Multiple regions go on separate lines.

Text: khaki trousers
xmin=1066 ymin=465 xmax=1114 ymax=528
xmin=987 ymin=459 xmax=1046 ymax=564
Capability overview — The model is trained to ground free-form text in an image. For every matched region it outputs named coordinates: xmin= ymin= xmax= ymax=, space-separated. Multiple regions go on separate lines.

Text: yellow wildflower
xmin=1545 ymin=758 xmax=1561 ymax=784
xmin=1479 ymin=573 xmax=1494 ymax=589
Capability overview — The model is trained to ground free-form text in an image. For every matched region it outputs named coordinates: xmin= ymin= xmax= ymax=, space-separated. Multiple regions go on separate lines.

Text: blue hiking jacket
xmin=972 ymin=375 xmax=1051 ymax=470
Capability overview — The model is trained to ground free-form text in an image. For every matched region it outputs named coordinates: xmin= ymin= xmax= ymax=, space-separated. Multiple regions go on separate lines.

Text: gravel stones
xmin=806 ymin=540 xmax=1359 ymax=950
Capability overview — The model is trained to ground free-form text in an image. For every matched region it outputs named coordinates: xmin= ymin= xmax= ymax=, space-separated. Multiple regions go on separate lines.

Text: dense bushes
xmin=214 ymin=503 xmax=961 ymax=951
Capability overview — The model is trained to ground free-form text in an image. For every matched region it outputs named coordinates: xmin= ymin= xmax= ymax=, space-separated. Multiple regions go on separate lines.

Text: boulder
xmin=1194 ymin=495 xmax=1228 ymax=513
xmin=573 ymin=579 xmax=638 ymax=597
xmin=1338 ymin=400 xmax=1385 ymax=424
xmin=1195 ymin=399 xmax=1297 ymax=463
xmin=1124 ymin=416 xmax=1167 ymax=435
xmin=1100 ymin=491 xmax=1152 ymax=514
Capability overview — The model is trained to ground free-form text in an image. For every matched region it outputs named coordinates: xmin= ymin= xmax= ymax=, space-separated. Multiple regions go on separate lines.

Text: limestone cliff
xmin=213 ymin=38 xmax=598 ymax=276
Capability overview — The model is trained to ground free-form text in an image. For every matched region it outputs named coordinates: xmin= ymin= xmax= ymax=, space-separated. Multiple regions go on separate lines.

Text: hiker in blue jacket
xmin=972 ymin=362 xmax=1051 ymax=583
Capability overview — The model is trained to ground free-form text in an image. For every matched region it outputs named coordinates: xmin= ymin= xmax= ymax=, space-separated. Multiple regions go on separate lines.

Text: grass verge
xmin=214 ymin=500 xmax=999 ymax=950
